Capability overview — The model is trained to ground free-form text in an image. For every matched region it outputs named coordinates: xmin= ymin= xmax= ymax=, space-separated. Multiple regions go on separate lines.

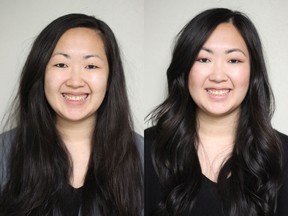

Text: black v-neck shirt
xmin=191 ymin=175 xmax=225 ymax=215
xmin=144 ymin=127 xmax=288 ymax=216
xmin=60 ymin=185 xmax=83 ymax=216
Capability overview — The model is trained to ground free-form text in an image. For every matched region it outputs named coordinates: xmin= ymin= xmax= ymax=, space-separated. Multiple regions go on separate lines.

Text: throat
xmin=197 ymin=139 xmax=233 ymax=183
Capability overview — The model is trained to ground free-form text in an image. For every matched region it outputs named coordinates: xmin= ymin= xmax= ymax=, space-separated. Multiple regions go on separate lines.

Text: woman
xmin=0 ymin=14 xmax=143 ymax=216
xmin=145 ymin=8 xmax=288 ymax=216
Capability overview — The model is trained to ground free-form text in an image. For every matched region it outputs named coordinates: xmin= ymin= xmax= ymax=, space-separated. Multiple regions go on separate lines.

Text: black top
xmin=144 ymin=127 xmax=288 ymax=216
xmin=60 ymin=185 xmax=83 ymax=216
xmin=0 ymin=129 xmax=144 ymax=216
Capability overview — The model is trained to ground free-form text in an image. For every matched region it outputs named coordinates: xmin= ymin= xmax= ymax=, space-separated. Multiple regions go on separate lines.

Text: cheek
xmin=188 ymin=69 xmax=203 ymax=103
xmin=44 ymin=70 xmax=63 ymax=96
xmin=232 ymin=67 xmax=250 ymax=89
xmin=188 ymin=67 xmax=204 ymax=91
xmin=44 ymin=72 xmax=53 ymax=94
xmin=188 ymin=73 xmax=197 ymax=87
xmin=90 ymin=73 xmax=109 ymax=92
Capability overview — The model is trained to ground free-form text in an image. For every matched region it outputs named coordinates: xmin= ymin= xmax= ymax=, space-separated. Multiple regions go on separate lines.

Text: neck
xmin=196 ymin=109 xmax=240 ymax=182
xmin=56 ymin=116 xmax=96 ymax=188
xmin=197 ymin=109 xmax=239 ymax=141
xmin=56 ymin=117 xmax=95 ymax=145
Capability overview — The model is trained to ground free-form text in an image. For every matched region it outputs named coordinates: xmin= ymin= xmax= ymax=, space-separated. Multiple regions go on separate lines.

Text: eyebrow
xmin=84 ymin=54 xmax=103 ymax=60
xmin=225 ymin=48 xmax=247 ymax=56
xmin=52 ymin=52 xmax=104 ymax=60
xmin=201 ymin=47 xmax=247 ymax=56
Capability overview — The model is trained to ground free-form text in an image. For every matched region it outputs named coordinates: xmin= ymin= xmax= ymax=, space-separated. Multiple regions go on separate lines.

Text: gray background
xmin=0 ymin=0 xmax=144 ymax=134
xmin=144 ymin=0 xmax=288 ymax=135
xmin=0 ymin=0 xmax=287 ymax=135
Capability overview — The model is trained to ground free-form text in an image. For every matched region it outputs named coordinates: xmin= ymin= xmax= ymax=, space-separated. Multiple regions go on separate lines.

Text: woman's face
xmin=188 ymin=23 xmax=250 ymax=118
xmin=45 ymin=27 xmax=109 ymax=125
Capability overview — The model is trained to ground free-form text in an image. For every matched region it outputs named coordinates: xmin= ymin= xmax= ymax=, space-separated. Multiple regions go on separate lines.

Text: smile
xmin=62 ymin=93 xmax=88 ymax=101
xmin=206 ymin=89 xmax=230 ymax=96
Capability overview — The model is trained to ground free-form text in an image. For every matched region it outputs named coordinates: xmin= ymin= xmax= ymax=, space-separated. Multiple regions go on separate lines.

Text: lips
xmin=62 ymin=93 xmax=88 ymax=101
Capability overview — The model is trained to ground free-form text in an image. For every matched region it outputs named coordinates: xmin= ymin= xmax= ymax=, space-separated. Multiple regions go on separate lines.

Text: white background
xmin=0 ymin=0 xmax=288 ymax=135
xmin=144 ymin=0 xmax=288 ymax=135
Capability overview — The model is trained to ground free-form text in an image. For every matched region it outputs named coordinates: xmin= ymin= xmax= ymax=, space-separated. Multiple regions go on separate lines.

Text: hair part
xmin=149 ymin=8 xmax=282 ymax=216
xmin=0 ymin=13 xmax=143 ymax=216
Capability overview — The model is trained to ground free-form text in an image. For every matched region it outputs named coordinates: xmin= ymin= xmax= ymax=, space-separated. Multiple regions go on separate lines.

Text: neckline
xmin=202 ymin=173 xmax=231 ymax=185
xmin=68 ymin=184 xmax=84 ymax=191
xmin=202 ymin=174 xmax=217 ymax=185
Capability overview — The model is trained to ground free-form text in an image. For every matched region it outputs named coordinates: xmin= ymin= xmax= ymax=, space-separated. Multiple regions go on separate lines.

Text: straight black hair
xmin=0 ymin=13 xmax=143 ymax=216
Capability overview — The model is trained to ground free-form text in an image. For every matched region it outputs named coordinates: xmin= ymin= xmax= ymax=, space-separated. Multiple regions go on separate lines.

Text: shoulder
xmin=134 ymin=132 xmax=143 ymax=151
xmin=277 ymin=130 xmax=288 ymax=146
xmin=134 ymin=132 xmax=144 ymax=167
xmin=0 ymin=128 xmax=17 ymax=160
xmin=144 ymin=126 xmax=158 ymax=148
xmin=144 ymin=126 xmax=158 ymax=173
xmin=144 ymin=126 xmax=158 ymax=161
xmin=276 ymin=130 xmax=288 ymax=215
xmin=144 ymin=126 xmax=158 ymax=139
xmin=0 ymin=128 xmax=17 ymax=145
xmin=132 ymin=132 xmax=144 ymax=215
xmin=276 ymin=130 xmax=288 ymax=164
xmin=0 ymin=128 xmax=17 ymax=192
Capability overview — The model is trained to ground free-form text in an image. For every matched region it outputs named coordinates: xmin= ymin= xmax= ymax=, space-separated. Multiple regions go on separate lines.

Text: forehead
xmin=55 ymin=27 xmax=104 ymax=48
xmin=49 ymin=27 xmax=108 ymax=66
xmin=50 ymin=27 xmax=107 ymax=61
xmin=203 ymin=23 xmax=248 ymax=51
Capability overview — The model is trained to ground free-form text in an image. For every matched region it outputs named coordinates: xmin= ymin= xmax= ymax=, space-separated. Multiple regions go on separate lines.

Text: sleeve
xmin=0 ymin=129 xmax=15 ymax=192
xmin=134 ymin=132 xmax=144 ymax=216
xmin=276 ymin=131 xmax=288 ymax=215
xmin=134 ymin=132 xmax=144 ymax=171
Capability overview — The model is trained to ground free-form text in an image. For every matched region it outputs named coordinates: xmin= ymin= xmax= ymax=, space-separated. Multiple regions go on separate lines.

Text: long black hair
xmin=148 ymin=8 xmax=282 ymax=216
xmin=0 ymin=13 xmax=143 ymax=216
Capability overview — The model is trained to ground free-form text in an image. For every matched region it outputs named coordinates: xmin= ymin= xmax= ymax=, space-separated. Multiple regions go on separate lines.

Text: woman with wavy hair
xmin=0 ymin=14 xmax=143 ymax=216
xmin=145 ymin=8 xmax=288 ymax=216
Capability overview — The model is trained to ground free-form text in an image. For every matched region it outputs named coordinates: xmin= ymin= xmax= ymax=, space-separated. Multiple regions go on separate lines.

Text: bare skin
xmin=45 ymin=28 xmax=109 ymax=188
xmin=196 ymin=109 xmax=237 ymax=182
xmin=190 ymin=23 xmax=250 ymax=182
xmin=57 ymin=116 xmax=94 ymax=188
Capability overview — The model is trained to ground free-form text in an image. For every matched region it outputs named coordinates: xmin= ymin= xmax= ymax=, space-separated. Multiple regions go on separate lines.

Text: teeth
xmin=63 ymin=94 xmax=87 ymax=101
xmin=207 ymin=89 xmax=230 ymax=96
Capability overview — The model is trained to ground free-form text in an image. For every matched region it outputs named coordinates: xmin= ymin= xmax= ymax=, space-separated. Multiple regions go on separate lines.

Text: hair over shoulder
xmin=148 ymin=8 xmax=282 ymax=216
xmin=0 ymin=13 xmax=143 ymax=216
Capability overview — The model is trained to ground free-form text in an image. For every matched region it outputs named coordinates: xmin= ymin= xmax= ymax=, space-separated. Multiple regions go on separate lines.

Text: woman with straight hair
xmin=0 ymin=13 xmax=143 ymax=216
xmin=145 ymin=8 xmax=288 ymax=216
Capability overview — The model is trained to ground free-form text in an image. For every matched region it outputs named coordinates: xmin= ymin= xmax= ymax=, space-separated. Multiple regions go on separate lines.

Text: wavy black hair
xmin=148 ymin=8 xmax=282 ymax=216
xmin=0 ymin=13 xmax=143 ymax=216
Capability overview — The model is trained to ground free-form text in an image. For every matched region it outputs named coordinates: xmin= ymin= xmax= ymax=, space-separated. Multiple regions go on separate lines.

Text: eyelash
xmin=54 ymin=63 xmax=67 ymax=68
xmin=53 ymin=64 xmax=99 ymax=69
xmin=85 ymin=65 xmax=99 ymax=69
xmin=195 ymin=58 xmax=242 ymax=64
xmin=228 ymin=59 xmax=242 ymax=64
xmin=196 ymin=58 xmax=210 ymax=63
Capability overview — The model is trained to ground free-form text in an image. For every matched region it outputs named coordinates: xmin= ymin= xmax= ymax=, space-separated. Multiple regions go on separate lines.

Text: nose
xmin=209 ymin=61 xmax=228 ymax=83
xmin=65 ymin=67 xmax=85 ymax=88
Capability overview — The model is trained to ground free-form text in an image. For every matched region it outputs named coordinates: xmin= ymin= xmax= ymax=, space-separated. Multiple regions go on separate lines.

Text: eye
xmin=228 ymin=59 xmax=242 ymax=64
xmin=196 ymin=58 xmax=210 ymax=63
xmin=54 ymin=63 xmax=68 ymax=68
xmin=85 ymin=64 xmax=99 ymax=69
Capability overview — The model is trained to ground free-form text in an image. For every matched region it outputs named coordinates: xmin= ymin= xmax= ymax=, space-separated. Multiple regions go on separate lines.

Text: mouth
xmin=62 ymin=93 xmax=89 ymax=101
xmin=206 ymin=89 xmax=231 ymax=96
